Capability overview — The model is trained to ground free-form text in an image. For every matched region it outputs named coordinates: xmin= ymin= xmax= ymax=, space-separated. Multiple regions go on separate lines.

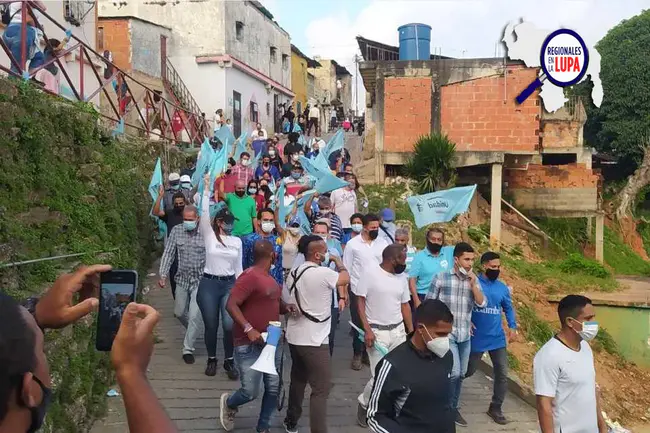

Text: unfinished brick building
xmin=356 ymin=36 xmax=603 ymax=260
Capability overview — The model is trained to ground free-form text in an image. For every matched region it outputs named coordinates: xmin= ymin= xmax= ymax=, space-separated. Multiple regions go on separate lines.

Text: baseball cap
xmin=168 ymin=172 xmax=180 ymax=182
xmin=380 ymin=208 xmax=395 ymax=222
xmin=180 ymin=175 xmax=191 ymax=183
xmin=215 ymin=208 xmax=236 ymax=224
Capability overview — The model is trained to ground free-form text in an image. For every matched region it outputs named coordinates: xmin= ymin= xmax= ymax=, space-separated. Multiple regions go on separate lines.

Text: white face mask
xmin=241 ymin=159 xmax=250 ymax=167
xmin=269 ymin=150 xmax=276 ymax=157
xmin=574 ymin=319 xmax=599 ymax=341
xmin=457 ymin=263 xmax=469 ymax=276
xmin=288 ymin=227 xmax=301 ymax=235
xmin=351 ymin=223 xmax=363 ymax=233
xmin=422 ymin=327 xmax=450 ymax=358
xmin=317 ymin=234 xmax=328 ymax=241
xmin=261 ymin=221 xmax=275 ymax=233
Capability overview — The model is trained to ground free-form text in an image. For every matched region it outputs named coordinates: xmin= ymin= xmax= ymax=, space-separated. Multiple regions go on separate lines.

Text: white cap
xmin=168 ymin=173 xmax=180 ymax=182
xmin=180 ymin=175 xmax=191 ymax=183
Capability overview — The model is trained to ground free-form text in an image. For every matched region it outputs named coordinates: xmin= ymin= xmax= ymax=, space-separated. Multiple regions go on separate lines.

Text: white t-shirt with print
xmin=285 ymin=262 xmax=338 ymax=347
xmin=355 ymin=263 xmax=410 ymax=326
xmin=330 ymin=188 xmax=357 ymax=228
xmin=533 ymin=338 xmax=598 ymax=433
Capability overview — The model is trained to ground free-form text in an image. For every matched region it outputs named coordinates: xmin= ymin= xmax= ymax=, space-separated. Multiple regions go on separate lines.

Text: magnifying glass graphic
xmin=515 ymin=28 xmax=590 ymax=104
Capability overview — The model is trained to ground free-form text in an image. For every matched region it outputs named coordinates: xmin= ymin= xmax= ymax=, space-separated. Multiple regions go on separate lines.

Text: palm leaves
xmin=404 ymin=133 xmax=457 ymax=194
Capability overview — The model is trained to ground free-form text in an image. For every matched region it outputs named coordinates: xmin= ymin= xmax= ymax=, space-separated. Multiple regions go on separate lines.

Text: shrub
xmin=558 ymin=253 xmax=611 ymax=278
xmin=404 ymin=133 xmax=457 ymax=194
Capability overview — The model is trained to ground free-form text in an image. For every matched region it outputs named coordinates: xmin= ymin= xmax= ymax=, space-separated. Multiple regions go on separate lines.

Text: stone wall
xmin=0 ymin=79 xmax=184 ymax=432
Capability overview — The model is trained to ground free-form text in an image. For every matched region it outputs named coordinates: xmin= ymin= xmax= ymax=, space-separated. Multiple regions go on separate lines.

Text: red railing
xmin=0 ymin=0 xmax=208 ymax=145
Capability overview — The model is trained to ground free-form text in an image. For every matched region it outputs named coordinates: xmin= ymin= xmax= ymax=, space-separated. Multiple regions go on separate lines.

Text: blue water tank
xmin=398 ymin=23 xmax=432 ymax=61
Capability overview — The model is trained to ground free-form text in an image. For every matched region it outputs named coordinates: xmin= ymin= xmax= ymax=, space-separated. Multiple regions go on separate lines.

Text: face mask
xmin=458 ymin=266 xmax=469 ymax=276
xmin=427 ymin=336 xmax=450 ymax=358
xmin=261 ymin=221 xmax=275 ymax=233
xmin=235 ymin=190 xmax=245 ymax=197
xmin=394 ymin=263 xmax=407 ymax=274
xmin=248 ymin=188 xmax=257 ymax=195
xmin=269 ymin=150 xmax=276 ymax=157
xmin=321 ymin=251 xmax=330 ymax=265
xmin=27 ymin=376 xmax=52 ymax=433
xmin=574 ymin=320 xmax=599 ymax=341
xmin=485 ymin=269 xmax=500 ymax=281
xmin=222 ymin=223 xmax=234 ymax=235
xmin=183 ymin=220 xmax=197 ymax=231
xmin=241 ymin=159 xmax=250 ymax=166
xmin=173 ymin=205 xmax=184 ymax=213
xmin=291 ymin=172 xmax=301 ymax=180
xmin=319 ymin=209 xmax=331 ymax=216
xmin=171 ymin=183 xmax=180 ymax=190
xmin=181 ymin=182 xmax=192 ymax=190
xmin=351 ymin=223 xmax=363 ymax=233
xmin=368 ymin=229 xmax=379 ymax=240
xmin=318 ymin=234 xmax=328 ymax=242
xmin=318 ymin=143 xmax=325 ymax=150
xmin=288 ymin=227 xmax=301 ymax=235
xmin=427 ymin=241 xmax=442 ymax=254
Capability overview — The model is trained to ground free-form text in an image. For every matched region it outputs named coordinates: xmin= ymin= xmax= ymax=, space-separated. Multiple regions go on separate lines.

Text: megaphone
xmin=251 ymin=321 xmax=282 ymax=375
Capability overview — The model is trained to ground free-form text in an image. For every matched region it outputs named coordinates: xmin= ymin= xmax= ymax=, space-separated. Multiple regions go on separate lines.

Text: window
xmin=270 ymin=47 xmax=277 ymax=64
xmin=282 ymin=54 xmax=289 ymax=70
xmin=97 ymin=26 xmax=104 ymax=50
xmin=63 ymin=0 xmax=90 ymax=26
xmin=235 ymin=21 xmax=244 ymax=41
xmin=250 ymin=101 xmax=259 ymax=123
xmin=266 ymin=103 xmax=271 ymax=116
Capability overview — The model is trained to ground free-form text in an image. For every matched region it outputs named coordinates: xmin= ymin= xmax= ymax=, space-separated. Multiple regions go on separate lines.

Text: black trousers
xmin=170 ymin=256 xmax=178 ymax=299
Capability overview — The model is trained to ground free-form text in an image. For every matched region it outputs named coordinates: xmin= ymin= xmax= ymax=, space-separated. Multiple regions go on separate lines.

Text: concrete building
xmin=307 ymin=57 xmax=352 ymax=131
xmin=0 ymin=0 xmax=100 ymax=105
xmin=356 ymin=36 xmax=604 ymax=261
xmin=98 ymin=0 xmax=294 ymax=137
xmin=291 ymin=44 xmax=320 ymax=116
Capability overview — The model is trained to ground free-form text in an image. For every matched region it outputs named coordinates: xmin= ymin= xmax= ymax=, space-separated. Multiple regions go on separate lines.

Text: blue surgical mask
xmin=171 ymin=183 xmax=180 ymax=190
xmin=183 ymin=220 xmax=197 ymax=231
xmin=291 ymin=172 xmax=301 ymax=180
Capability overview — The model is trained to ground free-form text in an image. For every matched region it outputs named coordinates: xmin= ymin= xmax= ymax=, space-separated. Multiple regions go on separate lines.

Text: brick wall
xmin=98 ymin=18 xmax=131 ymax=71
xmin=440 ymin=66 xmax=540 ymax=152
xmin=505 ymin=163 xmax=599 ymax=189
xmin=383 ymin=77 xmax=432 ymax=152
xmin=541 ymin=120 xmax=582 ymax=148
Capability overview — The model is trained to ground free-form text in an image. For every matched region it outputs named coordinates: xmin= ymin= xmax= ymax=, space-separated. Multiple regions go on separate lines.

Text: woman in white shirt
xmin=197 ymin=177 xmax=243 ymax=379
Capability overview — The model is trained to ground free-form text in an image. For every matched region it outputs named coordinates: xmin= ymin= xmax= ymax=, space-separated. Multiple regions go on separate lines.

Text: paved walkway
xmin=91 ymin=268 xmax=538 ymax=433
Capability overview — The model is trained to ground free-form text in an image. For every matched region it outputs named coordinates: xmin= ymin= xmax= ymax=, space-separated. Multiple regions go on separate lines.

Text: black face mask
xmin=173 ymin=205 xmax=184 ymax=214
xmin=235 ymin=190 xmax=245 ymax=198
xmin=26 ymin=376 xmax=53 ymax=433
xmin=427 ymin=241 xmax=442 ymax=254
xmin=226 ymin=168 xmax=232 ymax=175
xmin=368 ymin=229 xmax=379 ymax=240
xmin=485 ymin=269 xmax=500 ymax=281
xmin=394 ymin=263 xmax=407 ymax=275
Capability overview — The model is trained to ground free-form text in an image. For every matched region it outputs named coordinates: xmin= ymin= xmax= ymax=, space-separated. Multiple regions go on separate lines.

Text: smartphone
xmin=96 ymin=270 xmax=138 ymax=352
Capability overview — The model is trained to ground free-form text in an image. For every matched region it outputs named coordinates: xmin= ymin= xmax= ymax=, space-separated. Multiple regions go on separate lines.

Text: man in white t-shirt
xmin=533 ymin=294 xmax=608 ymax=433
xmin=307 ymin=104 xmax=321 ymax=136
xmin=330 ymin=182 xmax=357 ymax=234
xmin=284 ymin=235 xmax=350 ymax=433
xmin=251 ymin=122 xmax=267 ymax=140
xmin=343 ymin=213 xmax=390 ymax=370
xmin=355 ymin=244 xmax=413 ymax=427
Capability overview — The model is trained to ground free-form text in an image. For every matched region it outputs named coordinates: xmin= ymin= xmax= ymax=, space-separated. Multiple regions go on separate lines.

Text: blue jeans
xmin=3 ymin=24 xmax=44 ymax=74
xmin=449 ymin=338 xmax=471 ymax=410
xmin=227 ymin=343 xmax=282 ymax=432
xmin=196 ymin=276 xmax=234 ymax=358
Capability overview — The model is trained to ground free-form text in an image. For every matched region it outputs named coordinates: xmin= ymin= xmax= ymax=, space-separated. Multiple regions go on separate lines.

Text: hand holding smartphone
xmin=96 ymin=270 xmax=138 ymax=351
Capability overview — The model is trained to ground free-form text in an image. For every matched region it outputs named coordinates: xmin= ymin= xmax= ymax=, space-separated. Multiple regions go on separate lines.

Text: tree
xmin=404 ymin=133 xmax=456 ymax=194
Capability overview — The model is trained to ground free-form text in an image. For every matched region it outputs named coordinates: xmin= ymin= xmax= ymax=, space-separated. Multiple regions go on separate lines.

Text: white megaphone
xmin=250 ymin=321 xmax=282 ymax=375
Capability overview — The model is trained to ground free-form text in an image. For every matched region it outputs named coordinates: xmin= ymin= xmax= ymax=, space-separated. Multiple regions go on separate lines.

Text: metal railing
xmin=0 ymin=0 xmax=209 ymax=145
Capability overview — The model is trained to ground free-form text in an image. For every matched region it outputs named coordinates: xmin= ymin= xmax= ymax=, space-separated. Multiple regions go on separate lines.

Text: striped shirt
xmin=426 ymin=269 xmax=487 ymax=342
xmin=310 ymin=212 xmax=343 ymax=242
xmin=159 ymin=225 xmax=206 ymax=287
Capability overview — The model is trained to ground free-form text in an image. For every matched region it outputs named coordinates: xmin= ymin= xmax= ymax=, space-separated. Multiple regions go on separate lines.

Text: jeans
xmin=196 ymin=276 xmax=234 ymax=359
xmin=349 ymin=292 xmax=365 ymax=356
xmin=466 ymin=347 xmax=508 ymax=410
xmin=173 ymin=279 xmax=204 ymax=355
xmin=329 ymin=307 xmax=338 ymax=356
xmin=286 ymin=344 xmax=331 ymax=433
xmin=3 ymin=24 xmax=43 ymax=74
xmin=358 ymin=325 xmax=406 ymax=407
xmin=449 ymin=339 xmax=471 ymax=410
xmin=227 ymin=343 xmax=282 ymax=432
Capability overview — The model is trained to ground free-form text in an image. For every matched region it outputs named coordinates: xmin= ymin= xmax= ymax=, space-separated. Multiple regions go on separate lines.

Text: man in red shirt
xmin=220 ymin=240 xmax=297 ymax=433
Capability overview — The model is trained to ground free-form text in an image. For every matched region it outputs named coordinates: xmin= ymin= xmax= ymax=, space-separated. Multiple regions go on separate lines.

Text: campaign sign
xmin=407 ymin=185 xmax=477 ymax=228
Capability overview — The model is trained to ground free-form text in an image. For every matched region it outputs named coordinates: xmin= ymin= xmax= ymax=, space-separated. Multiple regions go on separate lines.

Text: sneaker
xmin=356 ymin=403 xmax=368 ymax=427
xmin=283 ymin=418 xmax=298 ymax=433
xmin=182 ymin=353 xmax=195 ymax=364
xmin=455 ymin=410 xmax=468 ymax=427
xmin=487 ymin=406 xmax=508 ymax=425
xmin=361 ymin=351 xmax=370 ymax=366
xmin=205 ymin=358 xmax=217 ymax=376
xmin=223 ymin=358 xmax=239 ymax=380
xmin=219 ymin=392 xmax=237 ymax=431
xmin=351 ymin=354 xmax=362 ymax=371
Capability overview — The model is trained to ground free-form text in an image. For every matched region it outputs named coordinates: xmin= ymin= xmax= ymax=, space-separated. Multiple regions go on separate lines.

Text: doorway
xmin=233 ymin=91 xmax=242 ymax=138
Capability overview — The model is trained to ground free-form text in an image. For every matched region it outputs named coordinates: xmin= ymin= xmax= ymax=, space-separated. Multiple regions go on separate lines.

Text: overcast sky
xmin=263 ymin=0 xmax=650 ymax=113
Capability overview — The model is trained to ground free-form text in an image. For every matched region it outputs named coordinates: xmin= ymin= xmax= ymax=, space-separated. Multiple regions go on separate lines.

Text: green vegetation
xmin=603 ymin=227 xmax=650 ymax=276
xmin=404 ymin=133 xmax=456 ymax=194
xmin=518 ymin=304 xmax=555 ymax=350
xmin=506 ymin=350 xmax=520 ymax=371
xmin=0 ymin=79 xmax=183 ymax=432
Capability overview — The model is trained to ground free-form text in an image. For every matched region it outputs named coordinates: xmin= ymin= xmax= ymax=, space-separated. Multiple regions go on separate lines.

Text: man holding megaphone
xmin=220 ymin=239 xmax=298 ymax=433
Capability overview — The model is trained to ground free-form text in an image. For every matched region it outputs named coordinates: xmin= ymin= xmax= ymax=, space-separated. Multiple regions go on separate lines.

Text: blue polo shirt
xmin=470 ymin=274 xmax=517 ymax=353
xmin=409 ymin=246 xmax=454 ymax=295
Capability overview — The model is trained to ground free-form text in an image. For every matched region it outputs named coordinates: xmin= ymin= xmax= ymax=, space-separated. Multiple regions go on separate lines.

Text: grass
xmin=506 ymin=350 xmax=520 ymax=371
xmin=518 ymin=304 xmax=555 ymax=349
xmin=603 ymin=226 xmax=650 ymax=276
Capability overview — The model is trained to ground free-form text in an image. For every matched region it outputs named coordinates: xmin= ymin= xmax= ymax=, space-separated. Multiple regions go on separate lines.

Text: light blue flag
xmin=233 ymin=132 xmax=248 ymax=161
xmin=322 ymin=129 xmax=344 ymax=159
xmin=298 ymin=134 xmax=306 ymax=147
xmin=296 ymin=207 xmax=312 ymax=235
xmin=292 ymin=122 xmax=302 ymax=133
xmin=148 ymin=158 xmax=166 ymax=239
xmin=250 ymin=149 xmax=262 ymax=171
xmin=313 ymin=173 xmax=348 ymax=195
xmin=314 ymin=151 xmax=330 ymax=172
xmin=296 ymin=189 xmax=317 ymax=207
xmin=112 ymin=118 xmax=125 ymax=137
xmin=192 ymin=138 xmax=214 ymax=187
xmin=407 ymin=185 xmax=477 ymax=228
xmin=214 ymin=125 xmax=236 ymax=150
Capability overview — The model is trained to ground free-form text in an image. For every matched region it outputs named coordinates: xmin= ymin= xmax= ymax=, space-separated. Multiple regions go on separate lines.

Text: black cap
xmin=215 ymin=208 xmax=236 ymax=224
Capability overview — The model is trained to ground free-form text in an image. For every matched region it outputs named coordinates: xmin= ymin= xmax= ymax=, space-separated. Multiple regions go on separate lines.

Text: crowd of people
xmin=0 ymin=125 xmax=610 ymax=433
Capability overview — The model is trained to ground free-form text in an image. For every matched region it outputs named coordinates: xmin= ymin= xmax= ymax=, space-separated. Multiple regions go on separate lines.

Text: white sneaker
xmin=219 ymin=392 xmax=237 ymax=431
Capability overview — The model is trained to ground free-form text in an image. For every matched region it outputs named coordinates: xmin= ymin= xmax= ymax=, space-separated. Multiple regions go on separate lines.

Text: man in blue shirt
xmin=466 ymin=251 xmax=517 ymax=426
xmin=408 ymin=228 xmax=453 ymax=308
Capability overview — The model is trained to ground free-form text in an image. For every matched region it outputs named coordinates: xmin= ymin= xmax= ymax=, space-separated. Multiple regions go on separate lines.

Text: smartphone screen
xmin=96 ymin=270 xmax=138 ymax=352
